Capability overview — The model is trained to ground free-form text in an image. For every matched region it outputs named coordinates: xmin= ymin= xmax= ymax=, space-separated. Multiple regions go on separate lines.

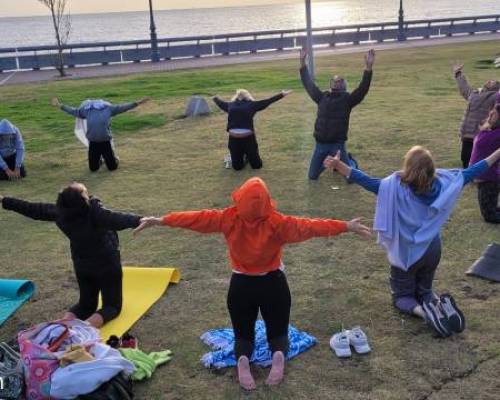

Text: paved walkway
xmin=1 ymin=33 xmax=499 ymax=86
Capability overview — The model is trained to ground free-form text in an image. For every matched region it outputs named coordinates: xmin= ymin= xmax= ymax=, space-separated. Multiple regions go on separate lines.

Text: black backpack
xmin=77 ymin=373 xmax=134 ymax=400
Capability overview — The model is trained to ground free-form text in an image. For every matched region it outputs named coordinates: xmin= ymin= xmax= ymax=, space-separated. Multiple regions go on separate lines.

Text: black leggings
xmin=227 ymin=270 xmax=291 ymax=359
xmin=478 ymin=181 xmax=500 ymax=223
xmin=88 ymin=141 xmax=119 ymax=172
xmin=228 ymin=134 xmax=262 ymax=171
xmin=70 ymin=257 xmax=123 ymax=323
xmin=0 ymin=153 xmax=26 ymax=180
xmin=461 ymin=139 xmax=474 ymax=169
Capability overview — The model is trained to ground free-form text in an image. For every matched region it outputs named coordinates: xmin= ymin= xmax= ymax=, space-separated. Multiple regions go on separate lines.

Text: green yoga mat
xmin=0 ymin=279 xmax=35 ymax=326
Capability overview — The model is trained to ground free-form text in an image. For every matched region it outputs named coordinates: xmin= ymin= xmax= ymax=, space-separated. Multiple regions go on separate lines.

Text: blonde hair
xmin=480 ymin=105 xmax=500 ymax=131
xmin=400 ymin=146 xmax=436 ymax=194
xmin=232 ymin=89 xmax=254 ymax=102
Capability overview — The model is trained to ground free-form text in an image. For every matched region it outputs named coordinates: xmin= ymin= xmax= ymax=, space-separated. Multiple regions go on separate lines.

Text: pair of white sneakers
xmin=330 ymin=326 xmax=371 ymax=358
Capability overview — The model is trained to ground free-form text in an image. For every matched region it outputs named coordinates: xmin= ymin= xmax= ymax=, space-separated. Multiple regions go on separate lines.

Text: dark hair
xmin=480 ymin=104 xmax=500 ymax=131
xmin=56 ymin=185 xmax=89 ymax=216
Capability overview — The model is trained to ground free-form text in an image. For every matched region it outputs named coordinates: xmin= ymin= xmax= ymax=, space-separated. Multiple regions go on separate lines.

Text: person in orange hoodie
xmin=134 ymin=177 xmax=370 ymax=390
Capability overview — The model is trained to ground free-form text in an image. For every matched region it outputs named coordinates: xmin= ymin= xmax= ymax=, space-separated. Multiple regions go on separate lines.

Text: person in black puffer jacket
xmin=212 ymin=88 xmax=291 ymax=170
xmin=0 ymin=182 xmax=141 ymax=328
xmin=300 ymin=48 xmax=375 ymax=180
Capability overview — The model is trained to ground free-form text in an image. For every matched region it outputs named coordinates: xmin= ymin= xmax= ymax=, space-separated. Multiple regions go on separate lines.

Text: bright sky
xmin=1 ymin=0 xmax=305 ymax=18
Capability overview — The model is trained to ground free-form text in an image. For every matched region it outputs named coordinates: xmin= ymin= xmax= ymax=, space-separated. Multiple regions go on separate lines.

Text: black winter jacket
xmin=300 ymin=66 xmax=372 ymax=143
xmin=213 ymin=93 xmax=284 ymax=133
xmin=2 ymin=197 xmax=141 ymax=267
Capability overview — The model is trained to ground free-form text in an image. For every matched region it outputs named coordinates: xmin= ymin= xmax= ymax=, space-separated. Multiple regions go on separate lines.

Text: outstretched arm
xmin=134 ymin=209 xmax=225 ymax=236
xmin=324 ymin=151 xmax=381 ymax=194
xmin=1 ymin=196 xmax=58 ymax=222
xmin=348 ymin=49 xmax=375 ymax=108
xmin=453 ymin=62 xmax=473 ymax=100
xmin=212 ymin=96 xmax=229 ymax=112
xmin=252 ymin=91 xmax=290 ymax=112
xmin=299 ymin=48 xmax=323 ymax=103
xmin=463 ymin=146 xmax=500 ymax=184
xmin=92 ymin=206 xmax=142 ymax=231
xmin=277 ymin=215 xmax=370 ymax=244
xmin=53 ymin=98 xmax=84 ymax=118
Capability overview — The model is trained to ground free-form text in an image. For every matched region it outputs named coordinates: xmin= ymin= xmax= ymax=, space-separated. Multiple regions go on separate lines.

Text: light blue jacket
xmin=374 ymin=169 xmax=464 ymax=270
xmin=61 ymin=100 xmax=138 ymax=143
xmin=0 ymin=119 xmax=25 ymax=170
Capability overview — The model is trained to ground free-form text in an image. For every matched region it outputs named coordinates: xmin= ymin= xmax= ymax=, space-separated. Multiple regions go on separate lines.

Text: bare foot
xmin=86 ymin=313 xmax=104 ymax=328
xmin=237 ymin=356 xmax=256 ymax=391
xmin=265 ymin=351 xmax=285 ymax=386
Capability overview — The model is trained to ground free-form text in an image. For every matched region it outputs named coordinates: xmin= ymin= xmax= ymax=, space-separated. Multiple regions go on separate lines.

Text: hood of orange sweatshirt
xmin=231 ymin=177 xmax=276 ymax=222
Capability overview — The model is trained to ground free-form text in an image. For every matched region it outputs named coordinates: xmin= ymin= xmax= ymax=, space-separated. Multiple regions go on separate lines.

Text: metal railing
xmin=1 ymin=14 xmax=499 ymax=72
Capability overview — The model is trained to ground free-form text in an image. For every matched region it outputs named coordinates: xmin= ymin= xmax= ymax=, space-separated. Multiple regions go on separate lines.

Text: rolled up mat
xmin=466 ymin=243 xmax=500 ymax=282
xmin=99 ymin=267 xmax=180 ymax=341
xmin=0 ymin=279 xmax=35 ymax=326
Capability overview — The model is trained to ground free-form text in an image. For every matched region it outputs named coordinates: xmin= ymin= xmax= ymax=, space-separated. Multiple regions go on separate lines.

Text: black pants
xmin=70 ymin=254 xmax=123 ymax=323
xmin=227 ymin=270 xmax=291 ymax=359
xmin=461 ymin=139 xmax=474 ymax=168
xmin=478 ymin=181 xmax=500 ymax=223
xmin=228 ymin=135 xmax=262 ymax=171
xmin=88 ymin=141 xmax=119 ymax=172
xmin=0 ymin=153 xmax=26 ymax=180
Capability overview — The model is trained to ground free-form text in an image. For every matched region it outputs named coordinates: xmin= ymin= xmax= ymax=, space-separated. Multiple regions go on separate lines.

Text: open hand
xmin=300 ymin=47 xmax=308 ymax=66
xmin=324 ymin=151 xmax=341 ymax=170
xmin=347 ymin=217 xmax=371 ymax=239
xmin=4 ymin=169 xmax=19 ymax=181
xmin=133 ymin=216 xmax=163 ymax=237
xmin=452 ymin=61 xmax=464 ymax=75
xmin=365 ymin=49 xmax=375 ymax=70
xmin=137 ymin=97 xmax=151 ymax=105
xmin=51 ymin=97 xmax=62 ymax=108
xmin=281 ymin=89 xmax=293 ymax=97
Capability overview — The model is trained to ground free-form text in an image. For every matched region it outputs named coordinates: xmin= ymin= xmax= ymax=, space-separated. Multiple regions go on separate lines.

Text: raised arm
xmin=277 ymin=215 xmax=370 ymax=244
xmin=110 ymin=102 xmax=138 ymax=116
xmin=212 ymin=96 xmax=230 ymax=112
xmin=453 ymin=63 xmax=473 ymax=100
xmin=252 ymin=91 xmax=289 ymax=112
xmin=92 ymin=205 xmax=142 ymax=231
xmin=348 ymin=49 xmax=374 ymax=108
xmin=299 ymin=48 xmax=323 ymax=104
xmin=1 ymin=196 xmax=58 ymax=222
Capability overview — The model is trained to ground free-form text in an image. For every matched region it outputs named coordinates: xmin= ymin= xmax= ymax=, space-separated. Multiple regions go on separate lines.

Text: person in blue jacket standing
xmin=52 ymin=97 xmax=150 ymax=172
xmin=0 ymin=119 xmax=26 ymax=181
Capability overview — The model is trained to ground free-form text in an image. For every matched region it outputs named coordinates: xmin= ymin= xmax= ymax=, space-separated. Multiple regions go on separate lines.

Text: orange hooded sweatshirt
xmin=162 ymin=177 xmax=348 ymax=275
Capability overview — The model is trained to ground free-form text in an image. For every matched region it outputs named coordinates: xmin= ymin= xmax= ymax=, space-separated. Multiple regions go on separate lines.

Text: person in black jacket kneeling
xmin=300 ymin=48 xmax=375 ymax=180
xmin=0 ymin=182 xmax=141 ymax=328
xmin=212 ymin=88 xmax=291 ymax=170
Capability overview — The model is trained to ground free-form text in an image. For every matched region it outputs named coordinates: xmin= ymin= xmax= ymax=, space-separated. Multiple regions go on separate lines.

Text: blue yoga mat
xmin=0 ymin=279 xmax=35 ymax=326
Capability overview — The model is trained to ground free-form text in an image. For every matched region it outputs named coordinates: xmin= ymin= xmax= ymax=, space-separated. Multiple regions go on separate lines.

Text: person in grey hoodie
xmin=0 ymin=119 xmax=26 ymax=181
xmin=453 ymin=62 xmax=499 ymax=168
xmin=52 ymin=97 xmax=150 ymax=172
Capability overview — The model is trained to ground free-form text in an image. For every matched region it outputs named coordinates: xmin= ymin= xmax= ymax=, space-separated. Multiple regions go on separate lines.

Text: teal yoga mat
xmin=0 ymin=279 xmax=35 ymax=326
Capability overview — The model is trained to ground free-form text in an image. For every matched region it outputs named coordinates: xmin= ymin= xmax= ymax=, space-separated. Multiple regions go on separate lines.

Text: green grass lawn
xmin=1 ymin=41 xmax=500 ymax=400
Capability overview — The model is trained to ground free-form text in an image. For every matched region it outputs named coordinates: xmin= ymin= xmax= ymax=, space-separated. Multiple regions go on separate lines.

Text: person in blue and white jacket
xmin=325 ymin=145 xmax=500 ymax=338
xmin=0 ymin=119 xmax=26 ymax=181
xmin=52 ymin=97 xmax=150 ymax=172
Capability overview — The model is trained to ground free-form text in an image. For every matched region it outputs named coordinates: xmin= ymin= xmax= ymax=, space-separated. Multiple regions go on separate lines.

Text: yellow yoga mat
xmin=99 ymin=267 xmax=180 ymax=341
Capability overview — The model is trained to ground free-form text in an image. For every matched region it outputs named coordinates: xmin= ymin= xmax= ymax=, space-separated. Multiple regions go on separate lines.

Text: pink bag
xmin=18 ymin=319 xmax=99 ymax=400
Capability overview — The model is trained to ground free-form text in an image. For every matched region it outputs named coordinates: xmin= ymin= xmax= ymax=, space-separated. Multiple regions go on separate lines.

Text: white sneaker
xmin=347 ymin=326 xmax=371 ymax=354
xmin=223 ymin=154 xmax=232 ymax=169
xmin=329 ymin=330 xmax=351 ymax=358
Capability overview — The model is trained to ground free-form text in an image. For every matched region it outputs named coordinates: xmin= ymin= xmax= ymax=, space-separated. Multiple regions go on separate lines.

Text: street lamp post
xmin=305 ymin=0 xmax=315 ymax=80
xmin=397 ymin=0 xmax=406 ymax=41
xmin=149 ymin=0 xmax=160 ymax=62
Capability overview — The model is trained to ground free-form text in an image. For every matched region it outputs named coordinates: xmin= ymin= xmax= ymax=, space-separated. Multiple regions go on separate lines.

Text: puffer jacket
xmin=2 ymin=197 xmax=141 ymax=267
xmin=455 ymin=72 xmax=499 ymax=141
xmin=300 ymin=66 xmax=372 ymax=143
